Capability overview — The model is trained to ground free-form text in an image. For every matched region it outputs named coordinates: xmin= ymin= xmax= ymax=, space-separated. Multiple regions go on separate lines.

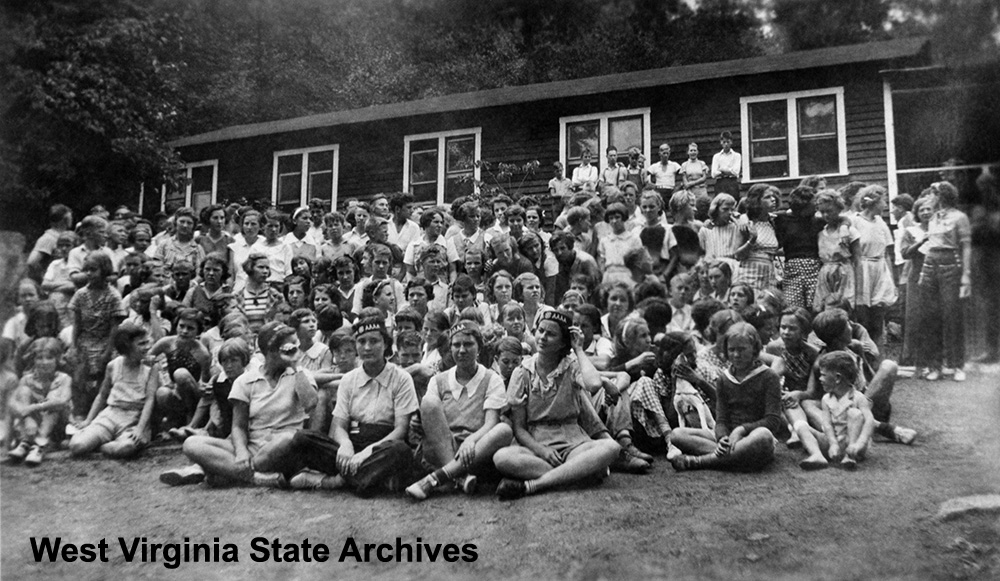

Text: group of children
xmin=4 ymin=160 xmax=958 ymax=498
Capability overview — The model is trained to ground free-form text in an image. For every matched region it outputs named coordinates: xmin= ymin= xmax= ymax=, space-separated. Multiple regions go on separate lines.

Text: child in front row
xmin=69 ymin=324 xmax=158 ymax=459
xmin=816 ymin=351 xmax=875 ymax=469
xmin=8 ymin=338 xmax=72 ymax=465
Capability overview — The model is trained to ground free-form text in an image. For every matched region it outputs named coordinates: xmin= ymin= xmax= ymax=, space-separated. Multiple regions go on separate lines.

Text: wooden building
xmin=164 ymin=37 xmax=992 ymax=215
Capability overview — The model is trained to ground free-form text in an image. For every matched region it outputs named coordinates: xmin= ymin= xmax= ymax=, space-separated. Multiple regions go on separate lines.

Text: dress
xmin=68 ymin=286 xmax=127 ymax=377
xmin=852 ymin=215 xmax=897 ymax=307
xmin=813 ymin=222 xmax=860 ymax=311
xmin=735 ymin=218 xmax=779 ymax=292
xmin=507 ymin=354 xmax=594 ymax=454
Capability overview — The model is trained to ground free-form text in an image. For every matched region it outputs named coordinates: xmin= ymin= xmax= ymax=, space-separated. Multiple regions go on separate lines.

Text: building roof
xmin=172 ymin=36 xmax=929 ymax=148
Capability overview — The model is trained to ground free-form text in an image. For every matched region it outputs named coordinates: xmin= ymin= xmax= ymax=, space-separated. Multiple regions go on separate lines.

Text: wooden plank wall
xmin=177 ymin=63 xmax=894 ymax=208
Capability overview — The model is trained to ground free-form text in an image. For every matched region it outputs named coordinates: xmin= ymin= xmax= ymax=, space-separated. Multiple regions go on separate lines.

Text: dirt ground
xmin=2 ymin=363 xmax=999 ymax=581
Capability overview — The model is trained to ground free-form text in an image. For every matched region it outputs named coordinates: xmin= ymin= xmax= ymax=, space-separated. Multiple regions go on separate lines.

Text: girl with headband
xmin=406 ymin=321 xmax=513 ymax=500
xmin=284 ymin=316 xmax=418 ymax=493
xmin=492 ymin=310 xmax=620 ymax=499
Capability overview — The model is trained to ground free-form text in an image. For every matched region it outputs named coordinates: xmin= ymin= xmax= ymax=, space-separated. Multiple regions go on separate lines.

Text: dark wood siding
xmin=176 ymin=62 xmax=896 ymax=207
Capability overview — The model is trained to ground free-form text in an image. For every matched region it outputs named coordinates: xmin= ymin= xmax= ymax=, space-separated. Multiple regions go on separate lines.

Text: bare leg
xmin=670 ymin=427 xmax=717 ymax=456
xmin=419 ymin=397 xmax=458 ymax=469
xmin=693 ymin=427 xmax=776 ymax=472
xmin=182 ymin=435 xmax=248 ymax=481
xmin=787 ymin=406 xmax=827 ymax=469
xmin=525 ymin=440 xmax=620 ymax=493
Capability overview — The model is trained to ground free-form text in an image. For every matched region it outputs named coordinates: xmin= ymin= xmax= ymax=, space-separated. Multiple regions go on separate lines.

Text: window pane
xmin=308 ymin=171 xmax=333 ymax=200
xmin=798 ymin=136 xmax=839 ymax=175
xmin=750 ymin=160 xmax=790 ymax=180
xmin=608 ymin=116 xmax=643 ymax=154
xmin=750 ymin=101 xmax=788 ymax=141
xmin=445 ymin=136 xmax=475 ymax=174
xmin=751 ymin=139 xmax=788 ymax=162
xmin=409 ymin=182 xmax=437 ymax=204
xmin=278 ymin=154 xmax=302 ymax=175
xmin=308 ymin=150 xmax=334 ymax=173
xmin=798 ymin=96 xmax=837 ymax=137
xmin=192 ymin=191 xmax=212 ymax=212
xmin=567 ymin=121 xmax=599 ymax=161
xmin=445 ymin=176 xmax=474 ymax=204
xmin=410 ymin=149 xmax=438 ymax=185
xmin=190 ymin=165 xmax=214 ymax=193
xmin=278 ymin=175 xmax=301 ymax=205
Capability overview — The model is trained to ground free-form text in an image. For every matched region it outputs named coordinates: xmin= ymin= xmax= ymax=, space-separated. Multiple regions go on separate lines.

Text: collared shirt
xmin=571 ymin=165 xmax=599 ymax=189
xmin=333 ymin=362 xmax=417 ymax=426
xmin=507 ymin=353 xmax=585 ymax=425
xmin=926 ymin=207 xmax=971 ymax=251
xmin=282 ymin=232 xmax=319 ymax=261
xmin=425 ymin=365 xmax=506 ymax=437
xmin=601 ymin=163 xmax=627 ymax=187
xmin=155 ymin=237 xmax=205 ymax=270
xmin=388 ymin=219 xmax=421 ymax=251
xmin=298 ymin=342 xmax=333 ymax=373
xmin=250 ymin=239 xmax=293 ymax=282
xmin=67 ymin=245 xmax=116 ymax=277
xmin=403 ymin=234 xmax=460 ymax=267
xmin=711 ymin=150 xmax=742 ymax=179
xmin=228 ymin=366 xmax=316 ymax=435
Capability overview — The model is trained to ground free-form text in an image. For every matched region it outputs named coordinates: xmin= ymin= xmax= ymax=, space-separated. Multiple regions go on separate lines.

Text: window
xmin=271 ymin=145 xmax=339 ymax=213
xmin=740 ymin=88 xmax=847 ymax=181
xmin=403 ymin=128 xmax=481 ymax=205
xmin=161 ymin=160 xmax=218 ymax=212
xmin=559 ymin=108 xmax=651 ymax=177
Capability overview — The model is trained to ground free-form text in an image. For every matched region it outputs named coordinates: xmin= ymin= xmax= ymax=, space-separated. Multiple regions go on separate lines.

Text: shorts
xmin=528 ymin=422 xmax=592 ymax=456
xmin=83 ymin=406 xmax=142 ymax=443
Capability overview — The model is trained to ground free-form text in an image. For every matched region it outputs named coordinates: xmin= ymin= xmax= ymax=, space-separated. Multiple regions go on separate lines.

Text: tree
xmin=1 ymin=0 xmax=187 ymax=235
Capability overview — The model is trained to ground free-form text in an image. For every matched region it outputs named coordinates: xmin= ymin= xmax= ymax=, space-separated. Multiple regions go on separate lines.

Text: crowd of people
xmin=3 ymin=133 xmax=998 ymax=501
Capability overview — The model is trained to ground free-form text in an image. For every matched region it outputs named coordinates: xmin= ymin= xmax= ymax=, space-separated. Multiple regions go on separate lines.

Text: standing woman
xmin=180 ymin=324 xmax=317 ymax=487
xmin=492 ymin=311 xmax=620 ymax=499
xmin=851 ymin=185 xmax=897 ymax=346
xmin=813 ymin=190 xmax=860 ymax=312
xmin=229 ymin=210 xmax=262 ymax=289
xmin=285 ymin=317 xmax=419 ymax=493
xmin=734 ymin=184 xmax=781 ymax=293
xmin=255 ymin=209 xmax=293 ymax=287
xmin=920 ymin=181 xmax=973 ymax=381
xmin=900 ymin=196 xmax=936 ymax=372
xmin=406 ymin=321 xmax=513 ymax=500
xmin=698 ymin=194 xmax=741 ymax=273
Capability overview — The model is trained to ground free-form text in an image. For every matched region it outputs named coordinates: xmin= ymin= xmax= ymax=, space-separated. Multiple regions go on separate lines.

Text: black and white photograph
xmin=1 ymin=0 xmax=999 ymax=578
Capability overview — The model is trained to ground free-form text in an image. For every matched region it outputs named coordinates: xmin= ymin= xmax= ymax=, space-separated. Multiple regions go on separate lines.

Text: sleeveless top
xmin=106 ymin=357 xmax=153 ymax=411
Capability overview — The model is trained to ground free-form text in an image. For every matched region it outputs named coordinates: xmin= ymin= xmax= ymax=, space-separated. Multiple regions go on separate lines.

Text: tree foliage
xmin=1 ymin=0 xmax=997 ymax=240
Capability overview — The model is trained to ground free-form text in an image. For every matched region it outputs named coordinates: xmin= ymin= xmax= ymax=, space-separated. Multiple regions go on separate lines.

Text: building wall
xmin=176 ymin=62 xmax=897 ymax=207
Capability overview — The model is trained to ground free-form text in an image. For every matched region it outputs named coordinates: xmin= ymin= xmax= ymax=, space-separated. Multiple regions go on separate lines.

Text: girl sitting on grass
xmin=8 ymin=338 xmax=72 ymax=466
xmin=670 ymin=323 xmax=782 ymax=472
xmin=69 ymin=324 xmax=158 ymax=459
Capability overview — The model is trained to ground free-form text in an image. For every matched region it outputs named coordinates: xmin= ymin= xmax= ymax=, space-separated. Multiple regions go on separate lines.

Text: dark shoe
xmin=611 ymin=450 xmax=651 ymax=474
xmin=495 ymin=478 xmax=527 ymax=500
xmin=623 ymin=444 xmax=654 ymax=464
xmin=160 ymin=465 xmax=206 ymax=487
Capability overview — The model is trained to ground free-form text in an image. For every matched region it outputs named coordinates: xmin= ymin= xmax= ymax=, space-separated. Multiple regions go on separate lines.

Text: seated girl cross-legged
xmin=283 ymin=316 xmax=418 ymax=496
xmin=670 ymin=323 xmax=782 ymax=472
xmin=405 ymin=321 xmax=513 ymax=500
xmin=492 ymin=310 xmax=620 ymax=500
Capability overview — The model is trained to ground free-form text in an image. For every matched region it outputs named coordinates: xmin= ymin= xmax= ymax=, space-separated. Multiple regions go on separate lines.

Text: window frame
xmin=161 ymin=159 xmax=218 ymax=211
xmin=270 ymin=144 xmax=340 ymax=209
xmin=740 ymin=87 xmax=848 ymax=182
xmin=402 ymin=127 xmax=482 ymax=205
xmin=558 ymin=108 xmax=652 ymax=176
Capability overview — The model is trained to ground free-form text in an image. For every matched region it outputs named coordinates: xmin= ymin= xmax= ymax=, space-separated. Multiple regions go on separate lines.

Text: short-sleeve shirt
xmin=68 ymin=286 xmax=127 ymax=340
xmin=228 ymin=367 xmax=316 ymax=435
xmin=155 ymin=238 xmax=206 ymax=270
xmin=66 ymin=245 xmax=116 ymax=277
xmin=19 ymin=371 xmax=72 ymax=408
xmin=507 ymin=354 xmax=585 ymax=425
xmin=425 ymin=365 xmax=505 ymax=437
xmin=926 ymin=208 xmax=972 ymax=251
xmin=333 ymin=362 xmax=418 ymax=426
xmin=647 ymin=161 xmax=681 ymax=190
xmin=404 ymin=235 xmax=460 ymax=267
xmin=680 ymin=159 xmax=710 ymax=194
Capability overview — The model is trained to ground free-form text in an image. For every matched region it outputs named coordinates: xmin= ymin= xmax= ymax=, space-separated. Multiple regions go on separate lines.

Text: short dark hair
xmin=817 ymin=351 xmax=859 ymax=384
xmin=389 ymin=193 xmax=414 ymax=213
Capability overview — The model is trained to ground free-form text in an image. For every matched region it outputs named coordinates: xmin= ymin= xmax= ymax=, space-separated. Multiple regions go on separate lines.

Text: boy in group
xmin=352 ymin=244 xmax=405 ymax=314
xmin=666 ymin=273 xmax=696 ymax=332
xmin=601 ymin=147 xmax=627 ymax=188
xmin=711 ymin=131 xmax=742 ymax=200
xmin=784 ymin=308 xmax=916 ymax=469
xmin=816 ymin=351 xmax=876 ymax=470
xmin=318 ymin=212 xmax=356 ymax=262
xmin=387 ymin=193 xmax=420 ymax=256
xmin=571 ymin=150 xmax=599 ymax=192
xmin=548 ymin=162 xmax=574 ymax=208
xmin=550 ymin=231 xmax=600 ymax=301
xmin=645 ymin=144 xmax=681 ymax=204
